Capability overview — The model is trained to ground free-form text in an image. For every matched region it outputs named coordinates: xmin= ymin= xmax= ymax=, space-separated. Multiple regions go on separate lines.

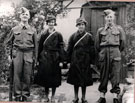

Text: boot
xmin=15 ymin=97 xmax=21 ymax=102
xmin=113 ymin=98 xmax=119 ymax=103
xmin=22 ymin=96 xmax=28 ymax=102
xmin=96 ymin=97 xmax=106 ymax=103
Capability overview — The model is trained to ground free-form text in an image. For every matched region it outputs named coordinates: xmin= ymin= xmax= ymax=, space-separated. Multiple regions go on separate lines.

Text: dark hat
xmin=46 ymin=15 xmax=56 ymax=22
xmin=76 ymin=17 xmax=87 ymax=26
xmin=104 ymin=9 xmax=115 ymax=16
xmin=46 ymin=15 xmax=57 ymax=26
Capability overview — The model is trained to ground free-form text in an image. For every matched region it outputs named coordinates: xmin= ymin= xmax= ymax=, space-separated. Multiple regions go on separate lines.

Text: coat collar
xmin=77 ymin=30 xmax=86 ymax=36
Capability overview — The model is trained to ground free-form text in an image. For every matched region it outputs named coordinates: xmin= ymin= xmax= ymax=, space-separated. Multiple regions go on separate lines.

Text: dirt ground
xmin=0 ymin=81 xmax=124 ymax=103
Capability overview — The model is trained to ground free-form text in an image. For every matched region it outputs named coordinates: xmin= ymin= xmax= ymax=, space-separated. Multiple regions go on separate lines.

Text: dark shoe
xmin=72 ymin=98 xmax=79 ymax=103
xmin=113 ymin=98 xmax=119 ymax=103
xmin=96 ymin=97 xmax=106 ymax=103
xmin=81 ymin=98 xmax=88 ymax=103
xmin=22 ymin=96 xmax=28 ymax=102
xmin=51 ymin=98 xmax=55 ymax=103
xmin=15 ymin=97 xmax=21 ymax=102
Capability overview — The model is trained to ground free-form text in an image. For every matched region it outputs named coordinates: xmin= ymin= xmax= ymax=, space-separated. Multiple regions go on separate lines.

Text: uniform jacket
xmin=6 ymin=23 xmax=38 ymax=60
xmin=95 ymin=25 xmax=126 ymax=52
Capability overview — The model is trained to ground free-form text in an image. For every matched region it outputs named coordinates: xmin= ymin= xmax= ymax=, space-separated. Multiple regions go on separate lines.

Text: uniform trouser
xmin=13 ymin=49 xmax=33 ymax=97
xmin=98 ymin=47 xmax=121 ymax=94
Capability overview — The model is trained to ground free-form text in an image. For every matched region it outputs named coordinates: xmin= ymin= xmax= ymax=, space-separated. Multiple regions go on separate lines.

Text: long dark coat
xmin=35 ymin=29 xmax=64 ymax=87
xmin=67 ymin=31 xmax=95 ymax=86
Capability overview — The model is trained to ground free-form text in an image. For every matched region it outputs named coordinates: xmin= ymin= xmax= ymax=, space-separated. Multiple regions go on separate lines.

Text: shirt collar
xmin=101 ymin=24 xmax=120 ymax=34
xmin=19 ymin=22 xmax=30 ymax=29
xmin=104 ymin=23 xmax=115 ymax=30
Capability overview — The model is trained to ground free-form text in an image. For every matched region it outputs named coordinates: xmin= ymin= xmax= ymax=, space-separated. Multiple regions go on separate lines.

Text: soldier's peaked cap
xmin=76 ymin=17 xmax=87 ymax=26
xmin=104 ymin=9 xmax=115 ymax=16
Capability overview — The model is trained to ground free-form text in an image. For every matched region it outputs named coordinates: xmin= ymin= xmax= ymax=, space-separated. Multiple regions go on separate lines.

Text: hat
xmin=46 ymin=15 xmax=57 ymax=25
xmin=46 ymin=15 xmax=56 ymax=22
xmin=19 ymin=7 xmax=30 ymax=15
xmin=104 ymin=9 xmax=115 ymax=16
xmin=76 ymin=17 xmax=87 ymax=26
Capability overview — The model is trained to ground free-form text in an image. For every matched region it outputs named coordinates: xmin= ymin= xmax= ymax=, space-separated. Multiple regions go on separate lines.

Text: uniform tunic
xmin=35 ymin=29 xmax=64 ymax=87
xmin=6 ymin=23 xmax=38 ymax=97
xmin=67 ymin=31 xmax=94 ymax=86
xmin=95 ymin=25 xmax=126 ymax=94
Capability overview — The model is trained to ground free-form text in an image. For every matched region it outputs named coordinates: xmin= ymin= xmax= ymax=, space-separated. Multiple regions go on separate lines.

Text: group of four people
xmin=6 ymin=7 xmax=125 ymax=103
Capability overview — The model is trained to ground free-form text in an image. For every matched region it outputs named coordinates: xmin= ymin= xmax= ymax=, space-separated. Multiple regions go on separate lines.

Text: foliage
xmin=122 ymin=3 xmax=135 ymax=64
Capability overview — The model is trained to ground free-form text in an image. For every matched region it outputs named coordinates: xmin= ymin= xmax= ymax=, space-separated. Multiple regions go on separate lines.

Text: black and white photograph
xmin=0 ymin=0 xmax=134 ymax=103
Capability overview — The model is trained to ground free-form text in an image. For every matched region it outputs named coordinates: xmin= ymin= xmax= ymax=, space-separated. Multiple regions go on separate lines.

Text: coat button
xmin=45 ymin=52 xmax=47 ymax=54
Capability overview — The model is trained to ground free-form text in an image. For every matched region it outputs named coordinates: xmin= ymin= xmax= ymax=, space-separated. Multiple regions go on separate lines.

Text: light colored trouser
xmin=98 ymin=47 xmax=121 ymax=94
xmin=13 ymin=49 xmax=33 ymax=97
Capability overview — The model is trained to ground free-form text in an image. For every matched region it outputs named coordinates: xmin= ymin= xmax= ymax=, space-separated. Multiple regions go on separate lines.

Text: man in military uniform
xmin=6 ymin=7 xmax=38 ymax=101
xmin=95 ymin=9 xmax=126 ymax=103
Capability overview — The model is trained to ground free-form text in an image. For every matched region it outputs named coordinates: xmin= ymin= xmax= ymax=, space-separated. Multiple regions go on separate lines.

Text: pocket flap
xmin=14 ymin=32 xmax=21 ymax=35
xmin=27 ymin=30 xmax=34 ymax=35
xmin=112 ymin=33 xmax=119 ymax=35
xmin=100 ymin=31 xmax=107 ymax=35
xmin=114 ymin=57 xmax=121 ymax=61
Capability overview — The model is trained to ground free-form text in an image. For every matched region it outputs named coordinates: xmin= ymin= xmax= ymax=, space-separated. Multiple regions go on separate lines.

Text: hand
xmin=67 ymin=63 xmax=70 ymax=69
xmin=34 ymin=61 xmax=38 ymax=67
xmin=8 ymin=56 xmax=12 ymax=64
xmin=33 ymin=56 xmax=37 ymax=66
xmin=59 ymin=62 xmax=63 ymax=68
xmin=90 ymin=64 xmax=94 ymax=68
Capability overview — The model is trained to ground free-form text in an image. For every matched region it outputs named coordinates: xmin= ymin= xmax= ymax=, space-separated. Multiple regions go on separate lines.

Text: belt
xmin=43 ymin=48 xmax=59 ymax=52
xmin=100 ymin=45 xmax=119 ymax=48
xmin=13 ymin=46 xmax=34 ymax=52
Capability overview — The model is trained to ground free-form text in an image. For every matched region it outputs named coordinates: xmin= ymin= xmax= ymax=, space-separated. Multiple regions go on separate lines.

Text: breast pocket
xmin=112 ymin=33 xmax=120 ymax=42
xmin=14 ymin=32 xmax=21 ymax=40
xmin=101 ymin=33 xmax=107 ymax=42
xmin=27 ymin=32 xmax=33 ymax=40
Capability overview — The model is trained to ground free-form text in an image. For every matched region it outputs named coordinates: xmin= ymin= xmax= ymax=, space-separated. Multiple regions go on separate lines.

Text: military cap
xmin=104 ymin=9 xmax=115 ymax=16
xmin=46 ymin=15 xmax=57 ymax=25
xmin=19 ymin=7 xmax=30 ymax=15
xmin=76 ymin=17 xmax=87 ymax=26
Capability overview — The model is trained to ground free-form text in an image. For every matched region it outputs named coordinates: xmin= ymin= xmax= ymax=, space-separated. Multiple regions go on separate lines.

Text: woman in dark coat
xmin=67 ymin=17 xmax=95 ymax=103
xmin=35 ymin=15 xmax=64 ymax=102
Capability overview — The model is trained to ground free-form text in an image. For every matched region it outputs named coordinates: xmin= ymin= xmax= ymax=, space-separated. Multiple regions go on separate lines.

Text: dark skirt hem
xmin=67 ymin=81 xmax=93 ymax=87
xmin=34 ymin=80 xmax=61 ymax=87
